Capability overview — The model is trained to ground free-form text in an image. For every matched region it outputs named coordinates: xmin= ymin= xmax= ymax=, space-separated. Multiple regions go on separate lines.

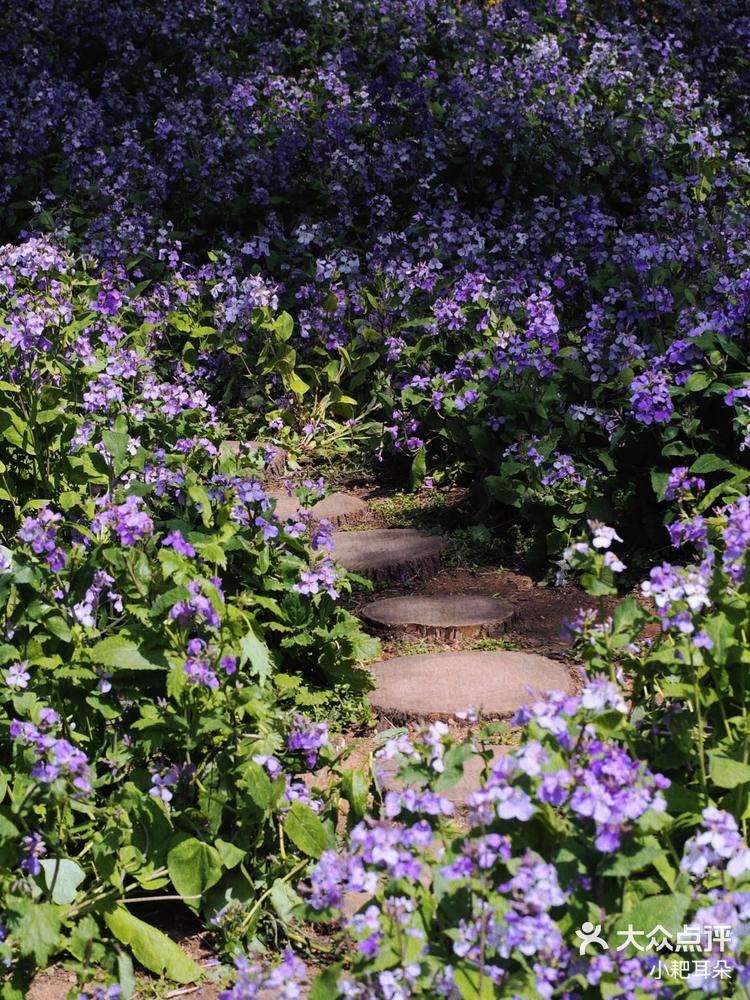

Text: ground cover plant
xmin=2 ymin=0 xmax=750 ymax=996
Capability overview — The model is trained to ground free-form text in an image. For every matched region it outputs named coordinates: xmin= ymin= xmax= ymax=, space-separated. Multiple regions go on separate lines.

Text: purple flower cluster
xmin=629 ymin=371 xmax=674 ymax=425
xmin=169 ymin=578 xmax=223 ymax=630
xmin=71 ymin=570 xmax=123 ymax=627
xmin=641 ymin=562 xmax=711 ymax=633
xmin=665 ymin=466 xmax=706 ymax=503
xmin=219 ymin=949 xmax=306 ymax=1000
xmin=11 ymin=716 xmax=92 ymax=795
xmin=293 ymin=558 xmax=340 ymax=599
xmin=287 ymin=715 xmax=329 ymax=768
xmin=681 ymin=807 xmax=750 ymax=880
xmin=16 ymin=507 xmax=66 ymax=571
xmin=91 ymin=495 xmax=153 ymax=545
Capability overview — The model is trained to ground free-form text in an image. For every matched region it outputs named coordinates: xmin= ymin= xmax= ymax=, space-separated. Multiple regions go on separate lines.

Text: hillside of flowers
xmin=2 ymin=0 xmax=750 ymax=996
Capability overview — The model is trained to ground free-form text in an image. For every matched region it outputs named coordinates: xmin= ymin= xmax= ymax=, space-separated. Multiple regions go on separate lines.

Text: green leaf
xmin=102 ymin=430 xmax=131 ymax=474
xmin=270 ymin=878 xmax=303 ymax=923
xmin=39 ymin=858 xmax=85 ymax=904
xmin=684 ymin=371 xmax=711 ymax=392
xmin=117 ymin=951 xmax=137 ymax=999
xmin=214 ymin=839 xmax=245 ymax=870
xmin=285 ymin=802 xmax=329 ymax=859
xmin=408 ymin=447 xmax=427 ymax=490
xmin=275 ymin=312 xmax=294 ymax=341
xmin=612 ymin=597 xmax=646 ymax=635
xmin=241 ymin=760 xmax=274 ymax=810
xmin=287 ymin=371 xmax=310 ymax=397
xmin=239 ymin=628 xmax=272 ymax=684
xmin=602 ymin=841 xmax=663 ymax=877
xmin=104 ymin=906 xmax=203 ymax=984
xmin=15 ymin=902 xmax=61 ymax=965
xmin=611 ymin=893 xmax=690 ymax=952
xmin=453 ymin=961 xmax=498 ymax=999
xmin=690 ymin=453 xmax=730 ymax=474
xmin=88 ymin=636 xmax=166 ymax=671
xmin=167 ymin=835 xmax=223 ymax=910
xmin=341 ymin=769 xmax=369 ymax=820
xmin=310 ymin=965 xmax=344 ymax=1000
xmin=709 ymin=752 xmax=750 ymax=789
xmin=434 ymin=743 xmax=476 ymax=792
xmin=650 ymin=470 xmax=668 ymax=501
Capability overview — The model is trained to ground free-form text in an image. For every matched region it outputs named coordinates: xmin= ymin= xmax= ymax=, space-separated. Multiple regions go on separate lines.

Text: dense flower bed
xmin=3 ymin=0 xmax=750 ymax=561
xmin=1 ymin=0 xmax=750 ymax=996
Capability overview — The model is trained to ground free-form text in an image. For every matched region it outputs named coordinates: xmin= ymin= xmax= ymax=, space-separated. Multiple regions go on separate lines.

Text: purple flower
xmin=665 ymin=467 xmax=706 ymax=502
xmin=13 ymin=719 xmax=92 ymax=795
xmin=20 ymin=832 xmax=46 ymax=877
xmin=92 ymin=289 xmax=124 ymax=316
xmin=17 ymin=507 xmax=66 ymax=571
xmin=149 ymin=768 xmax=179 ymax=803
xmin=92 ymin=495 xmax=153 ymax=546
xmin=5 ymin=661 xmax=30 ymax=689
xmin=161 ymin=530 xmax=196 ymax=557
xmin=629 ymin=371 xmax=673 ymax=425
xmin=287 ymin=714 xmax=329 ymax=768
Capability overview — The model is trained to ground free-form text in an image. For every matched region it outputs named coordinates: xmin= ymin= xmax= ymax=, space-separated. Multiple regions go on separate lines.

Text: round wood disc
xmin=267 ymin=490 xmax=301 ymax=521
xmin=312 ymin=492 xmax=369 ymax=526
xmin=361 ymin=594 xmax=514 ymax=639
xmin=333 ymin=528 xmax=445 ymax=581
xmin=369 ymin=649 xmax=571 ymax=719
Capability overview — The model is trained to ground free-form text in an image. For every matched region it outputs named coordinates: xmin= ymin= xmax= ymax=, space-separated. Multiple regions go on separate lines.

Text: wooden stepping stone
xmin=311 ymin=491 xmax=369 ymax=526
xmin=370 ymin=650 xmax=571 ymax=720
xmin=267 ymin=489 xmax=301 ymax=522
xmin=361 ymin=594 xmax=514 ymax=640
xmin=267 ymin=490 xmax=369 ymax=527
xmin=333 ymin=528 xmax=445 ymax=581
xmin=221 ymin=440 xmax=286 ymax=476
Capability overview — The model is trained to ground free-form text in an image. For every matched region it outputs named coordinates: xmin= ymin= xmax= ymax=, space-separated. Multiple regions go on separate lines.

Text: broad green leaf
xmin=602 ymin=841 xmax=663 ymax=877
xmin=709 ymin=752 xmax=750 ymax=789
xmin=341 ymin=769 xmax=369 ymax=820
xmin=104 ymin=906 xmax=203 ymax=983
xmin=310 ymin=965 xmax=344 ymax=1000
xmin=88 ymin=635 xmax=166 ymax=671
xmin=453 ymin=961 xmax=497 ymax=999
xmin=684 ymin=371 xmax=711 ymax=392
xmin=241 ymin=760 xmax=273 ymax=810
xmin=239 ymin=628 xmax=272 ymax=683
xmin=611 ymin=893 xmax=690 ymax=952
xmin=285 ymin=802 xmax=329 ymax=859
xmin=15 ymin=902 xmax=61 ymax=965
xmin=434 ymin=743 xmax=476 ymax=792
xmin=167 ymin=835 xmax=223 ymax=910
xmin=275 ymin=312 xmax=294 ymax=341
xmin=270 ymin=878 xmax=303 ymax=923
xmin=214 ymin=839 xmax=245 ymax=870
xmin=408 ymin=447 xmax=427 ymax=489
xmin=612 ymin=596 xmax=646 ymax=635
xmin=101 ymin=430 xmax=131 ymax=474
xmin=39 ymin=858 xmax=85 ymax=904
xmin=287 ymin=370 xmax=310 ymax=397
xmin=690 ymin=453 xmax=730 ymax=474
xmin=117 ymin=951 xmax=137 ymax=999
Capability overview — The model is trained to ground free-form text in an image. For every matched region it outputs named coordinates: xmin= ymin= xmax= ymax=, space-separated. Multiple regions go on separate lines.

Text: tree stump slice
xmin=369 ymin=650 xmax=571 ymax=720
xmin=333 ymin=528 xmax=445 ymax=581
xmin=267 ymin=490 xmax=301 ymax=522
xmin=361 ymin=594 xmax=515 ymax=639
xmin=312 ymin=492 xmax=369 ymax=526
